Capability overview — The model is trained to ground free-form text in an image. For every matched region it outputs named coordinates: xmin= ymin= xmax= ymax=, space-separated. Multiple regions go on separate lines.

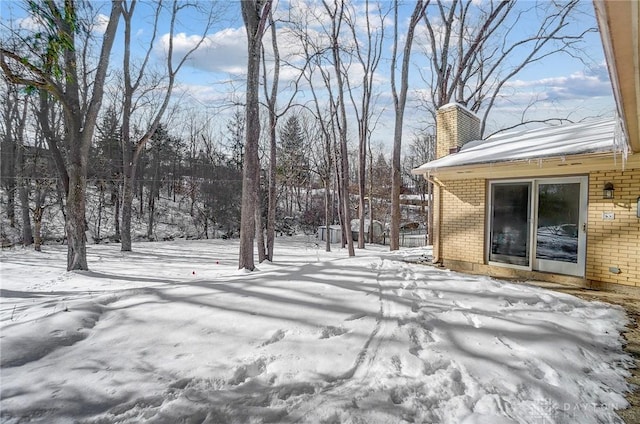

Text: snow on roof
xmin=439 ymin=102 xmax=480 ymax=119
xmin=413 ymin=118 xmax=621 ymax=173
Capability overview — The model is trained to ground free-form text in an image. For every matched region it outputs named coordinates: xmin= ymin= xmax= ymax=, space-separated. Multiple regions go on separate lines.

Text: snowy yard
xmin=0 ymin=237 xmax=633 ymax=423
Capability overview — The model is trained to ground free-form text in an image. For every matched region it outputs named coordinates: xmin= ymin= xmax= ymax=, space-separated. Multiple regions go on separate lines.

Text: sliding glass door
xmin=488 ymin=177 xmax=587 ymax=277
xmin=489 ymin=182 xmax=531 ymax=267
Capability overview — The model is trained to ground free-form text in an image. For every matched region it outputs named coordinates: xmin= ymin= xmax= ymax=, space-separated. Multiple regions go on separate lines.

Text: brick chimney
xmin=436 ymin=103 xmax=481 ymax=159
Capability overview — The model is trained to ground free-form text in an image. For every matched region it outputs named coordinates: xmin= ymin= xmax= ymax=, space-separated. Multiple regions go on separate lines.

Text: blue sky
xmin=1 ymin=0 xmax=615 ymax=153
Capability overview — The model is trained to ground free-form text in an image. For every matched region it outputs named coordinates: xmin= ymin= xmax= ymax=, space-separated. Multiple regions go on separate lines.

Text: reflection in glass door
xmin=489 ymin=182 xmax=531 ymax=266
xmin=534 ymin=178 xmax=587 ymax=276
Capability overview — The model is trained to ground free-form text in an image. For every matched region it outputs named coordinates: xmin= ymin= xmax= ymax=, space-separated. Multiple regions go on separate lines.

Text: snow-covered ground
xmin=0 ymin=237 xmax=633 ymax=423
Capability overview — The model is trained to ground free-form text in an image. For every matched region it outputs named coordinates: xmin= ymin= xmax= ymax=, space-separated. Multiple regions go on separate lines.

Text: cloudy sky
xmin=1 ymin=0 xmax=616 ymax=152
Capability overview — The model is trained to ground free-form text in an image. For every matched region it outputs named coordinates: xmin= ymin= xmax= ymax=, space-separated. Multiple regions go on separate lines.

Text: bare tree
xmin=343 ymin=0 xmax=389 ymax=249
xmin=419 ymin=0 xmax=591 ymax=136
xmin=13 ymin=96 xmax=32 ymax=246
xmin=290 ymin=23 xmax=336 ymax=253
xmin=1 ymin=0 xmax=122 ymax=270
xmin=119 ymin=0 xmax=217 ymax=252
xmin=30 ymin=129 xmax=58 ymax=252
xmin=94 ymin=106 xmax=123 ymax=239
xmin=406 ymin=132 xmax=436 ymax=242
xmin=313 ymin=118 xmax=336 ymax=253
xmin=239 ymin=0 xmax=273 ymax=271
xmin=286 ymin=0 xmax=357 ymax=253
xmin=323 ymin=0 xmax=355 ymax=257
xmin=389 ymin=0 xmax=427 ymax=251
xmin=259 ymin=8 xmax=307 ymax=262
xmin=259 ymin=11 xmax=279 ymax=264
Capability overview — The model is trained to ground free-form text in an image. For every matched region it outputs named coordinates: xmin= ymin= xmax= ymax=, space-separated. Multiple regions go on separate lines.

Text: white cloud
xmin=16 ymin=15 xmax=43 ymax=32
xmin=91 ymin=13 xmax=110 ymax=34
xmin=174 ymin=82 xmax=235 ymax=107
xmin=504 ymin=64 xmax=612 ymax=102
xmin=157 ymin=27 xmax=247 ymax=75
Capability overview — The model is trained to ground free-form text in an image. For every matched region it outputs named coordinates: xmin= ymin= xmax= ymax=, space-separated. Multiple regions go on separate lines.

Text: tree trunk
xmin=263 ymin=9 xmax=280 ymax=263
xmin=4 ymin=139 xmax=16 ymax=227
xmin=16 ymin=142 xmax=32 ymax=246
xmin=368 ymin=145 xmax=374 ymax=244
xmin=239 ymin=0 xmax=272 ymax=271
xmin=147 ymin=151 xmax=160 ymax=239
xmin=96 ymin=182 xmax=104 ymax=243
xmin=33 ymin=190 xmax=44 ymax=252
xmin=112 ymin=181 xmax=120 ymax=240
xmin=138 ymin=160 xmax=144 ymax=216
xmin=256 ymin=205 xmax=266 ymax=263
xmin=390 ymin=0 xmax=425 ymax=251
xmin=1 ymin=87 xmax=17 ymax=227
xmin=121 ymin=172 xmax=134 ymax=251
xmin=266 ymin=115 xmax=277 ymax=261
xmin=147 ymin=196 xmax=155 ymax=239
xmin=33 ymin=213 xmax=43 ymax=251
xmin=65 ymin=162 xmax=88 ymax=270
xmin=358 ymin=134 xmax=366 ymax=249
xmin=19 ymin=181 xmax=32 ymax=246
xmin=238 ymin=48 xmax=260 ymax=270
xmin=324 ymin=179 xmax=331 ymax=252
xmin=390 ymin=120 xmax=403 ymax=250
xmin=327 ymin=0 xmax=354 ymax=257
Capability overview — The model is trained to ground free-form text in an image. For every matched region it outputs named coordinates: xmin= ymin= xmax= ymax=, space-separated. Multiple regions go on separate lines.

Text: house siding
xmin=440 ymin=179 xmax=485 ymax=265
xmin=587 ymin=168 xmax=640 ymax=287
xmin=436 ymin=168 xmax=639 ymax=290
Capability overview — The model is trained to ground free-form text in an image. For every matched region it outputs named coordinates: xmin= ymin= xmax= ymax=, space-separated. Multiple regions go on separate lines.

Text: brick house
xmin=411 ymin=1 xmax=639 ymax=290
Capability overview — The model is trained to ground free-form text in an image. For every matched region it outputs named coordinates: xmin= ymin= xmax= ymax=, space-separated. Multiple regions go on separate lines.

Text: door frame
xmin=486 ymin=176 xmax=588 ymax=277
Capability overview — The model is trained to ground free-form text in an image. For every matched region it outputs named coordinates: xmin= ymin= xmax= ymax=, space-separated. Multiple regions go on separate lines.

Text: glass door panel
xmin=489 ymin=183 xmax=531 ymax=266
xmin=535 ymin=183 xmax=580 ymax=263
xmin=534 ymin=178 xmax=587 ymax=276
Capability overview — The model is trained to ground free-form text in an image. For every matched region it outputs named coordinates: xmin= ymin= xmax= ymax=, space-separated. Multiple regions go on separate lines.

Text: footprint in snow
xmin=261 ymin=329 xmax=286 ymax=347
xmin=524 ymin=358 xmax=560 ymax=385
xmin=228 ymin=357 xmax=268 ymax=385
xmin=402 ymin=280 xmax=417 ymax=290
xmin=407 ymin=325 xmax=435 ymax=356
xmin=461 ymin=311 xmax=482 ymax=328
xmin=275 ymin=382 xmax=317 ymax=400
xmin=319 ymin=325 xmax=348 ymax=339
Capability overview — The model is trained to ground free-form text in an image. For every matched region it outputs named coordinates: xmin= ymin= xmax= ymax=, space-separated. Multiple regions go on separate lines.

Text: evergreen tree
xmin=278 ymin=115 xmax=309 ymax=215
xmin=225 ymin=108 xmax=245 ymax=172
